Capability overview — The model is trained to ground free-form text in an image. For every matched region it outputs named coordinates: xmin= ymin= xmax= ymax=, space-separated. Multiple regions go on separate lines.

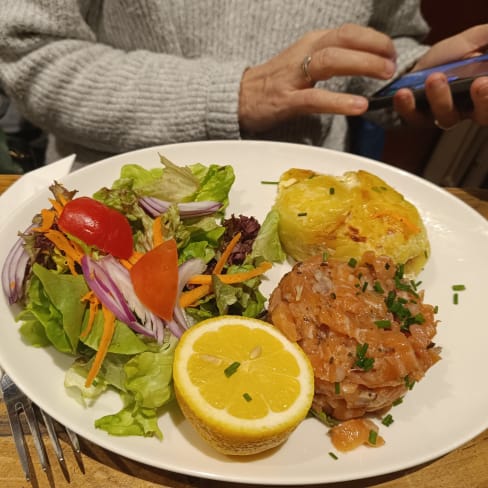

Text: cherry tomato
xmin=58 ymin=196 xmax=133 ymax=259
xmin=130 ymin=239 xmax=178 ymax=321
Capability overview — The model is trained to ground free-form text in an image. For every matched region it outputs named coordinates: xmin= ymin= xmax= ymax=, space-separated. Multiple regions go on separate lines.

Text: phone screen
xmin=369 ymin=52 xmax=488 ymax=109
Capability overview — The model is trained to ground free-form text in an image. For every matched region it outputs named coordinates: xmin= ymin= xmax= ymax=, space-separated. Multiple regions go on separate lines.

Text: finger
xmin=393 ymin=88 xmax=432 ymax=127
xmin=424 ymin=73 xmax=461 ymax=128
xmin=289 ymin=87 xmax=368 ymax=116
xmin=308 ymin=46 xmax=396 ymax=82
xmin=415 ymin=24 xmax=488 ymax=70
xmin=471 ymin=76 xmax=488 ymax=125
xmin=315 ymin=24 xmax=396 ymax=60
xmin=452 ymin=24 xmax=488 ymax=55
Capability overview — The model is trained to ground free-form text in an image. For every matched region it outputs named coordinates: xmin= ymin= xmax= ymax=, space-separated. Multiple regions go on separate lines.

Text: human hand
xmin=393 ymin=24 xmax=488 ymax=129
xmin=238 ymin=24 xmax=396 ymax=133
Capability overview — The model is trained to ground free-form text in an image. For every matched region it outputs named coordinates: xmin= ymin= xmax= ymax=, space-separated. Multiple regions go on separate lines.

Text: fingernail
xmin=476 ymin=80 xmax=488 ymax=97
xmin=350 ymin=96 xmax=368 ymax=110
xmin=430 ymin=77 xmax=447 ymax=91
xmin=384 ymin=60 xmax=396 ymax=77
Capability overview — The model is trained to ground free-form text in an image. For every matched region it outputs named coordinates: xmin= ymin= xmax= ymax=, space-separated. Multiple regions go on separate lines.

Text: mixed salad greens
xmin=1 ymin=155 xmax=284 ymax=439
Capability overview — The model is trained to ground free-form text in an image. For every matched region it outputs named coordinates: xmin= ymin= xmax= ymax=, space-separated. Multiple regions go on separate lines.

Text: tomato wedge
xmin=130 ymin=239 xmax=178 ymax=321
xmin=58 ymin=197 xmax=133 ymax=259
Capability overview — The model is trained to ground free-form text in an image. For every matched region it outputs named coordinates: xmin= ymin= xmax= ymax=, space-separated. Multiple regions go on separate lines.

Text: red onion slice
xmin=139 ymin=197 xmax=221 ymax=218
xmin=81 ymin=255 xmax=161 ymax=339
xmin=169 ymin=258 xmax=207 ymax=337
xmin=96 ymin=255 xmax=165 ymax=342
xmin=1 ymin=226 xmax=34 ymax=305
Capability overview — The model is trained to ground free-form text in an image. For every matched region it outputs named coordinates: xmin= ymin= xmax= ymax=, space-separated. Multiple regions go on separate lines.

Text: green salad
xmin=2 ymin=155 xmax=285 ymax=439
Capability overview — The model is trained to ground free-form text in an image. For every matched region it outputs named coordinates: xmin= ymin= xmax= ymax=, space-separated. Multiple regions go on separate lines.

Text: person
xmin=0 ymin=1 xmax=487 ymax=166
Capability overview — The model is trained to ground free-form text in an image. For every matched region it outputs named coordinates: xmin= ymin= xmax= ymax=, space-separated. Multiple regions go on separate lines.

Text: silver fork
xmin=0 ymin=369 xmax=83 ymax=482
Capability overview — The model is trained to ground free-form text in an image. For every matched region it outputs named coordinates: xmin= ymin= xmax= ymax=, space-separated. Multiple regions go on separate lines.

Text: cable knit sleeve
xmin=0 ymin=0 xmax=248 ymax=155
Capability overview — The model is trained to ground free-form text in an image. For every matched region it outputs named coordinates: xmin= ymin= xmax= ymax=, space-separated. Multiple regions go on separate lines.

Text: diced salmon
xmin=268 ymin=251 xmax=441 ymax=421
xmin=330 ymin=418 xmax=385 ymax=452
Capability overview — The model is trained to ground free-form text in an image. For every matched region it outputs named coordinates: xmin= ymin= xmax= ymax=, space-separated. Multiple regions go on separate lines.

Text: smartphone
xmin=368 ymin=52 xmax=488 ymax=111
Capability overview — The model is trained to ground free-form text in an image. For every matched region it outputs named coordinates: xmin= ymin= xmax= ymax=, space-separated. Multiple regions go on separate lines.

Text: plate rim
xmin=1 ymin=139 xmax=487 ymax=485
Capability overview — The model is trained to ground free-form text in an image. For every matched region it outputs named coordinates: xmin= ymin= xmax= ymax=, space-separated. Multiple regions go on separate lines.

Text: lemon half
xmin=173 ymin=315 xmax=314 ymax=455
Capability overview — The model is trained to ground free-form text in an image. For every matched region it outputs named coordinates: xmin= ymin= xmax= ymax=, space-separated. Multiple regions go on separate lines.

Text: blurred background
xmin=0 ymin=87 xmax=47 ymax=175
xmin=0 ymin=0 xmax=487 ymax=187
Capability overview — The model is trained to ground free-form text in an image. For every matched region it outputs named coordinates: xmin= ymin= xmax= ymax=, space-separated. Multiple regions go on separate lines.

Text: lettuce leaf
xmin=17 ymin=264 xmax=88 ymax=353
xmin=91 ymin=336 xmax=177 ymax=438
xmin=94 ymin=394 xmax=163 ymax=438
xmin=189 ymin=163 xmax=235 ymax=208
xmin=251 ymin=208 xmax=286 ymax=263
xmin=79 ymin=310 xmax=148 ymax=355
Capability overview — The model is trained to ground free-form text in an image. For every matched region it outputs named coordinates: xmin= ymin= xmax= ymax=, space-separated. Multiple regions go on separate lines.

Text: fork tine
xmin=4 ymin=399 xmax=32 ymax=480
xmin=65 ymin=425 xmax=81 ymax=453
xmin=39 ymin=407 xmax=74 ymax=482
xmin=23 ymin=398 xmax=49 ymax=472
xmin=40 ymin=408 xmax=65 ymax=462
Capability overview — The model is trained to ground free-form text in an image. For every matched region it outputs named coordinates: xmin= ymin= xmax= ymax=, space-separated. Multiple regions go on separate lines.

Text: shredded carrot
xmin=85 ymin=305 xmax=116 ymax=388
xmin=80 ymin=291 xmax=100 ymax=339
xmin=44 ymin=229 xmax=84 ymax=262
xmin=213 ymin=232 xmax=241 ymax=274
xmin=120 ymin=250 xmax=145 ymax=269
xmin=48 ymin=198 xmax=65 ymax=217
xmin=65 ymin=255 xmax=79 ymax=275
xmin=33 ymin=208 xmax=57 ymax=232
xmin=179 ymin=234 xmax=272 ymax=308
xmin=152 ymin=215 xmax=164 ymax=248
xmin=187 ymin=261 xmax=272 ymax=286
xmin=179 ymin=284 xmax=212 ymax=308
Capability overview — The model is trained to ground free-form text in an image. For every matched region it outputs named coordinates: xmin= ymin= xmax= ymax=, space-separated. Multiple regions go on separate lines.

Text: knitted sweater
xmin=0 ymin=0 xmax=429 ymax=164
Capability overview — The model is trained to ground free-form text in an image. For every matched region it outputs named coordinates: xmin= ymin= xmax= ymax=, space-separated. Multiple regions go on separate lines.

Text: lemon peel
xmin=173 ymin=315 xmax=314 ymax=455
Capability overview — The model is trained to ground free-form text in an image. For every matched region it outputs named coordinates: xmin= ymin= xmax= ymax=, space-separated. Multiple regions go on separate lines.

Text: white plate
xmin=1 ymin=140 xmax=487 ymax=485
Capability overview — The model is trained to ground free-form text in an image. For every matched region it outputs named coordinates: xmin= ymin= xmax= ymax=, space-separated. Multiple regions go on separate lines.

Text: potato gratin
xmin=274 ymin=169 xmax=430 ymax=276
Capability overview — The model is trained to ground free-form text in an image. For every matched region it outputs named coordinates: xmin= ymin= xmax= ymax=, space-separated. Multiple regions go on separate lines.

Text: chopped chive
xmin=334 ymin=382 xmax=341 ymax=394
xmin=260 ymin=180 xmax=279 ymax=184
xmin=329 ymin=187 xmax=335 ymax=195
xmin=362 ymin=281 xmax=368 ymax=292
xmin=355 ymin=343 xmax=374 ymax=371
xmin=374 ymin=319 xmax=391 ymax=329
xmin=348 ymin=257 xmax=358 ymax=268
xmin=322 ymin=251 xmax=328 ymax=262
xmin=243 ymin=392 xmax=252 ymax=402
xmin=404 ymin=375 xmax=415 ymax=390
xmin=434 ymin=305 xmax=439 ymax=313
xmin=392 ymin=397 xmax=403 ymax=406
xmin=328 ymin=451 xmax=339 ymax=460
xmin=297 ymin=212 xmax=307 ymax=217
xmin=453 ymin=293 xmax=459 ymax=305
xmin=373 ymin=281 xmax=384 ymax=293
xmin=368 ymin=430 xmax=378 ymax=445
xmin=452 ymin=284 xmax=466 ymax=291
xmin=381 ymin=414 xmax=394 ymax=426
xmin=224 ymin=361 xmax=241 ymax=377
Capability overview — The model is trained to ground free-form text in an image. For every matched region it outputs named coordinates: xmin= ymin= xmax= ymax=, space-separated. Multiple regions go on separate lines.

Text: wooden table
xmin=1 ymin=174 xmax=487 ymax=488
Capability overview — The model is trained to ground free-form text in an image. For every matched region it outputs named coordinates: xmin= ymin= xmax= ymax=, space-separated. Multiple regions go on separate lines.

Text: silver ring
xmin=301 ymin=55 xmax=313 ymax=83
xmin=434 ymin=119 xmax=462 ymax=131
